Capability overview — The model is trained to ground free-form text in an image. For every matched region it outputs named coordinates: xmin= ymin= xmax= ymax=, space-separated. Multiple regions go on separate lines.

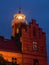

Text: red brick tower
xmin=11 ymin=9 xmax=48 ymax=65
xmin=11 ymin=10 xmax=28 ymax=52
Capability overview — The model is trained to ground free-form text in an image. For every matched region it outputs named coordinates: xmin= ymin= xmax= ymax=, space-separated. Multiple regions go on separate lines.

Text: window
xmin=16 ymin=28 xmax=19 ymax=34
xmin=33 ymin=59 xmax=39 ymax=65
xmin=12 ymin=57 xmax=19 ymax=65
xmin=12 ymin=57 xmax=17 ymax=63
xmin=33 ymin=42 xmax=38 ymax=51
xmin=33 ymin=27 xmax=36 ymax=38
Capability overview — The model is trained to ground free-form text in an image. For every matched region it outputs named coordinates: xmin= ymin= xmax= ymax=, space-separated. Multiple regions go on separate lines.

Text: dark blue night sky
xmin=0 ymin=0 xmax=49 ymax=64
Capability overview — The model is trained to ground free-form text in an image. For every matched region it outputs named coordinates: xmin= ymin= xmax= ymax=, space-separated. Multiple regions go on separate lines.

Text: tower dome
xmin=12 ymin=11 xmax=27 ymax=26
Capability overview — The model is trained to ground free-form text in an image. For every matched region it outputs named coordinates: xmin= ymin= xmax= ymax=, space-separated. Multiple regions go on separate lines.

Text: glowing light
xmin=0 ymin=51 xmax=22 ymax=63
xmin=14 ymin=14 xmax=26 ymax=20
xmin=12 ymin=13 xmax=28 ymax=24
xmin=17 ymin=16 xmax=22 ymax=19
xmin=16 ymin=28 xmax=19 ymax=33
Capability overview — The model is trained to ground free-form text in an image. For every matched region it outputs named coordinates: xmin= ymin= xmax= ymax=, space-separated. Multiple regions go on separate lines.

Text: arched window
xmin=33 ymin=42 xmax=38 ymax=51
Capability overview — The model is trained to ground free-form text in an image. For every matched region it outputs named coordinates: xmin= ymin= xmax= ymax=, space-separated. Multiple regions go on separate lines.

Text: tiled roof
xmin=0 ymin=36 xmax=20 ymax=53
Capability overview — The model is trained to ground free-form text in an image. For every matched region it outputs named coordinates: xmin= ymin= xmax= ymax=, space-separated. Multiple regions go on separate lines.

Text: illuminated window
xmin=33 ymin=42 xmax=38 ymax=51
xmin=16 ymin=28 xmax=19 ymax=34
xmin=33 ymin=59 xmax=39 ymax=65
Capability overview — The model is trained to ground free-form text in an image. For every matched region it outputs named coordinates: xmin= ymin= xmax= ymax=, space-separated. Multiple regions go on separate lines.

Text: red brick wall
xmin=22 ymin=19 xmax=48 ymax=65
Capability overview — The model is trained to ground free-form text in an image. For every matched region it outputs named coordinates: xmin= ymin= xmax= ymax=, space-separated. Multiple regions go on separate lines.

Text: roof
xmin=0 ymin=36 xmax=21 ymax=53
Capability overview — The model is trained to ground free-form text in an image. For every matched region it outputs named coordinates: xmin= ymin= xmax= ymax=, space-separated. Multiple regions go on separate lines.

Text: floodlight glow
xmin=17 ymin=16 xmax=22 ymax=20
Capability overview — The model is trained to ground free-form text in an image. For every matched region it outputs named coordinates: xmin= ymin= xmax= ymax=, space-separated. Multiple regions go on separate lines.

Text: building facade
xmin=0 ymin=11 xmax=48 ymax=65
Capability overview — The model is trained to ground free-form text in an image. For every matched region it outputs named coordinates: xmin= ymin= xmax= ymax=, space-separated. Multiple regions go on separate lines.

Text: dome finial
xmin=18 ymin=0 xmax=21 ymax=13
xmin=18 ymin=7 xmax=21 ymax=13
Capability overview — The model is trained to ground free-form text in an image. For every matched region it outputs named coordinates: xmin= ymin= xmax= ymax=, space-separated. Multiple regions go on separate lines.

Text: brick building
xmin=0 ymin=11 xmax=48 ymax=65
